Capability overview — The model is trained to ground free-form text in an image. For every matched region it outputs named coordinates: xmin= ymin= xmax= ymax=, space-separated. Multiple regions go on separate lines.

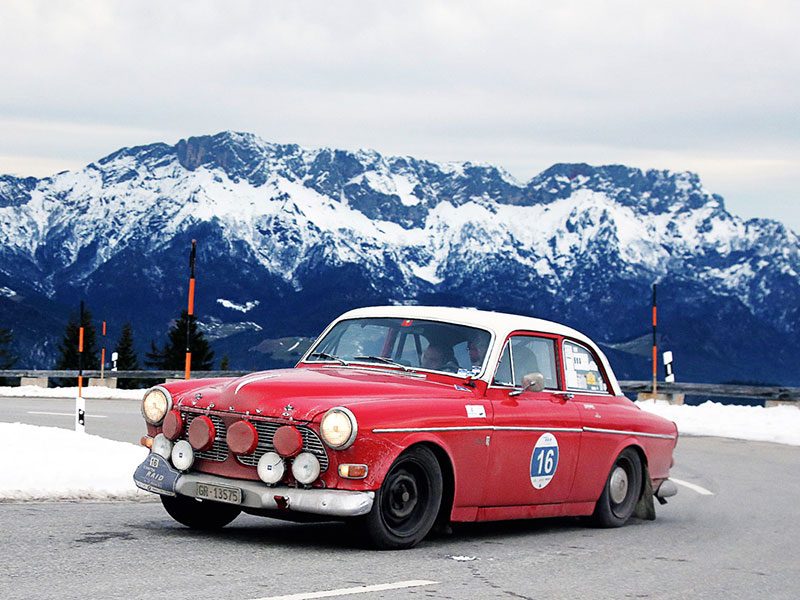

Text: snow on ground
xmin=0 ymin=386 xmax=146 ymax=399
xmin=637 ymin=400 xmax=800 ymax=446
xmin=0 ymin=423 xmax=150 ymax=501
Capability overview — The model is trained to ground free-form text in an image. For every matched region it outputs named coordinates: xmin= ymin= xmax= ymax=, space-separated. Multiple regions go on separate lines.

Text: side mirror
xmin=509 ymin=372 xmax=545 ymax=396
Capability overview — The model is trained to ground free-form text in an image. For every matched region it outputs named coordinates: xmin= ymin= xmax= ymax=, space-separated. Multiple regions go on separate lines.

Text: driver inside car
xmin=421 ymin=343 xmax=458 ymax=372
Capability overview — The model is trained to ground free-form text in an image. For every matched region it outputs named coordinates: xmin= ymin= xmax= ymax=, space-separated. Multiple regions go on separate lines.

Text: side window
xmin=510 ymin=336 xmax=558 ymax=389
xmin=563 ymin=341 xmax=608 ymax=393
xmin=493 ymin=343 xmax=513 ymax=386
xmin=492 ymin=336 xmax=558 ymax=389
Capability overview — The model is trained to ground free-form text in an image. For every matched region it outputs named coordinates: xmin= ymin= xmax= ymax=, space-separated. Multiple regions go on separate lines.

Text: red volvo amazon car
xmin=134 ymin=306 xmax=678 ymax=549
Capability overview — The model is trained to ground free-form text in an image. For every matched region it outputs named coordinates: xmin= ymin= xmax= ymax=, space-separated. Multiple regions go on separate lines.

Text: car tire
xmin=160 ymin=494 xmax=241 ymax=530
xmin=357 ymin=445 xmax=443 ymax=550
xmin=590 ymin=447 xmax=643 ymax=528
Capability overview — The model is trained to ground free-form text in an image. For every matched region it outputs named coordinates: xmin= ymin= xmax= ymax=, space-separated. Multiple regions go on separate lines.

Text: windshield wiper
xmin=353 ymin=355 xmax=410 ymax=371
xmin=307 ymin=352 xmax=348 ymax=365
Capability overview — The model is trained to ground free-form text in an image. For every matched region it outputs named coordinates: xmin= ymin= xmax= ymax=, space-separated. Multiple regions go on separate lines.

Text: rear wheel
xmin=358 ymin=446 xmax=443 ymax=549
xmin=160 ymin=494 xmax=241 ymax=530
xmin=591 ymin=447 xmax=642 ymax=527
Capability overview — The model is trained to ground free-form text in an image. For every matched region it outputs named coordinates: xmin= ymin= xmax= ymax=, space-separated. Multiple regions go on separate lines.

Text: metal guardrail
xmin=1 ymin=371 xmax=798 ymax=402
xmin=619 ymin=380 xmax=800 ymax=402
xmin=0 ymin=370 xmax=250 ymax=379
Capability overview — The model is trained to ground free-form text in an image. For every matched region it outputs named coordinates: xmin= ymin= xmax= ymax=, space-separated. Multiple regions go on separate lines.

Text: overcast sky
xmin=1 ymin=1 xmax=798 ymax=229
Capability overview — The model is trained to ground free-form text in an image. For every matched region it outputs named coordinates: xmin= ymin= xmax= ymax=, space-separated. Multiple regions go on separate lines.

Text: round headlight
xmin=292 ymin=452 xmax=321 ymax=484
xmin=320 ymin=407 xmax=357 ymax=450
xmin=142 ymin=386 xmax=172 ymax=425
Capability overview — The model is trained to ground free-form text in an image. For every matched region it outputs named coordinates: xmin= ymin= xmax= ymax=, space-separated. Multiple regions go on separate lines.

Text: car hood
xmin=166 ymin=366 xmax=471 ymax=421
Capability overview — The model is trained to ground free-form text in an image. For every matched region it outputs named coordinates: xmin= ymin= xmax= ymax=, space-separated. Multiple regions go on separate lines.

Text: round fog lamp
xmin=152 ymin=433 xmax=173 ymax=459
xmin=273 ymin=425 xmax=303 ymax=457
xmin=171 ymin=440 xmax=194 ymax=471
xmin=162 ymin=409 xmax=184 ymax=440
xmin=292 ymin=452 xmax=321 ymax=485
xmin=142 ymin=387 xmax=172 ymax=425
xmin=257 ymin=451 xmax=285 ymax=484
xmin=320 ymin=407 xmax=357 ymax=449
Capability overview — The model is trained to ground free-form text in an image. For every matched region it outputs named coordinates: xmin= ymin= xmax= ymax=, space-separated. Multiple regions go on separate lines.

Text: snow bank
xmin=637 ymin=400 xmax=800 ymax=446
xmin=0 ymin=386 xmax=145 ymax=399
xmin=0 ymin=423 xmax=151 ymax=501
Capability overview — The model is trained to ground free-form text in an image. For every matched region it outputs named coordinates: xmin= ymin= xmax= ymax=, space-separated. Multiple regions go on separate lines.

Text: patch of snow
xmin=0 ymin=386 xmax=146 ymax=398
xmin=0 ymin=423 xmax=150 ymax=501
xmin=0 ymin=286 xmax=17 ymax=298
xmin=449 ymin=555 xmax=478 ymax=561
xmin=637 ymin=400 xmax=800 ymax=446
xmin=217 ymin=298 xmax=260 ymax=313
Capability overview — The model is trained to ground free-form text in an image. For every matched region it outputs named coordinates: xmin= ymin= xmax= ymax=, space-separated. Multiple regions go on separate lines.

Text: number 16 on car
xmin=530 ymin=433 xmax=559 ymax=489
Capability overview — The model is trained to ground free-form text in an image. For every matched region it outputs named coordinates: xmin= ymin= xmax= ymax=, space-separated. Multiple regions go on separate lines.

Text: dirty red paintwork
xmin=148 ymin=329 xmax=678 ymax=523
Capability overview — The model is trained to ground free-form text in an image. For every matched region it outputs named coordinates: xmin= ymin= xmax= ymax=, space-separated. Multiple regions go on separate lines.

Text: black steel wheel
xmin=591 ymin=447 xmax=643 ymax=528
xmin=160 ymin=494 xmax=241 ymax=530
xmin=357 ymin=445 xmax=443 ymax=549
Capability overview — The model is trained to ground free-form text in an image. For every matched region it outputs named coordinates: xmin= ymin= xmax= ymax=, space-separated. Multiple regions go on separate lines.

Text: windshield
xmin=306 ymin=317 xmax=492 ymax=376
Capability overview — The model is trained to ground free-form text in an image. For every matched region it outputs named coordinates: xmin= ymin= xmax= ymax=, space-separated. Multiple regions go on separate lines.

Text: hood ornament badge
xmin=195 ymin=392 xmax=203 ymax=400
xmin=282 ymin=404 xmax=294 ymax=419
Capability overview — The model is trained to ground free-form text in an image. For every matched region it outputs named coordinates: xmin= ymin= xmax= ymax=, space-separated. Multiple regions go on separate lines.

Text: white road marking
xmin=249 ymin=580 xmax=438 ymax=600
xmin=672 ymin=477 xmax=714 ymax=495
xmin=27 ymin=411 xmax=108 ymax=419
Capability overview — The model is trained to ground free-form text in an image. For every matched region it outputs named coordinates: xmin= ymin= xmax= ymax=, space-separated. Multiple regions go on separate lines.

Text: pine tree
xmin=114 ymin=323 xmax=140 ymax=370
xmin=220 ymin=354 xmax=230 ymax=370
xmin=0 ymin=327 xmax=17 ymax=370
xmin=114 ymin=323 xmax=141 ymax=389
xmin=56 ymin=306 xmax=100 ymax=371
xmin=145 ymin=311 xmax=214 ymax=370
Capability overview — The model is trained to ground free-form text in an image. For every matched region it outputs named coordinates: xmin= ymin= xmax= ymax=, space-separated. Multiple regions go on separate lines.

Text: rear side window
xmin=563 ymin=340 xmax=608 ymax=393
xmin=492 ymin=335 xmax=559 ymax=389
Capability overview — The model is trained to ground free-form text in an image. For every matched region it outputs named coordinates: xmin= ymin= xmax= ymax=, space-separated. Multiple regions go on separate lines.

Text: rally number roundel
xmin=530 ymin=432 xmax=559 ymax=489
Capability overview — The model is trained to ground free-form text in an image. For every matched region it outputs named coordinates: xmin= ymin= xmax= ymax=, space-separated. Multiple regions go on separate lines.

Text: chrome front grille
xmin=237 ymin=420 xmax=329 ymax=472
xmin=181 ymin=413 xmax=229 ymax=462
xmin=178 ymin=411 xmax=328 ymax=471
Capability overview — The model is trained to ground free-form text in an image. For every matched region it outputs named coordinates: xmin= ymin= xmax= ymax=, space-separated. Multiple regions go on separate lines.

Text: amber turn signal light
xmin=338 ymin=464 xmax=368 ymax=479
xmin=140 ymin=436 xmax=153 ymax=448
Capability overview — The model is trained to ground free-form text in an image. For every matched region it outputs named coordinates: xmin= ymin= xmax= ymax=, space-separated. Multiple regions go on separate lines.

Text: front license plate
xmin=196 ymin=483 xmax=242 ymax=505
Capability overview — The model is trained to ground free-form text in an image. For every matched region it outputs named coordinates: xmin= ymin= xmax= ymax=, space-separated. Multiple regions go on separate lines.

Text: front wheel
xmin=357 ymin=446 xmax=443 ymax=549
xmin=160 ymin=494 xmax=241 ymax=530
xmin=591 ymin=447 xmax=643 ymax=528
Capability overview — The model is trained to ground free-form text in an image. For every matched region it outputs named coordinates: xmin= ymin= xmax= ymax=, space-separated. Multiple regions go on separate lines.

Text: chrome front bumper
xmin=175 ymin=472 xmax=375 ymax=517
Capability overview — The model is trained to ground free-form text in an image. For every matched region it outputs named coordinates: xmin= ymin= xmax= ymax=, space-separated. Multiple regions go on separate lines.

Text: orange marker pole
xmin=100 ymin=320 xmax=106 ymax=380
xmin=76 ymin=301 xmax=86 ymax=433
xmin=185 ymin=240 xmax=197 ymax=380
xmin=651 ymin=284 xmax=658 ymax=396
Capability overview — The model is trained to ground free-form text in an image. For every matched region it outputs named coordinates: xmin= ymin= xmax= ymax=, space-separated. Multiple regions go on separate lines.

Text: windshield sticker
xmin=530 ymin=432 xmax=559 ymax=489
xmin=466 ymin=404 xmax=486 ymax=418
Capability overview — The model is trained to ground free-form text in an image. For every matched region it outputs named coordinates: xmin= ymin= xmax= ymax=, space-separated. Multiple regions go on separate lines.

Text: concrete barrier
xmin=20 ymin=376 xmax=48 ymax=387
xmin=636 ymin=392 xmax=685 ymax=405
xmin=89 ymin=377 xmax=117 ymax=389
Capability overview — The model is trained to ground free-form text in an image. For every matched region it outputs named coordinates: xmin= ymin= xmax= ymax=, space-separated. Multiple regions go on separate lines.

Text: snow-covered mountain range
xmin=1 ymin=131 xmax=798 ymax=383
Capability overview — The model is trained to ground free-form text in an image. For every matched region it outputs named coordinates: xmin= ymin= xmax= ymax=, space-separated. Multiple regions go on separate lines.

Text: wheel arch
xmin=409 ymin=441 xmax=456 ymax=529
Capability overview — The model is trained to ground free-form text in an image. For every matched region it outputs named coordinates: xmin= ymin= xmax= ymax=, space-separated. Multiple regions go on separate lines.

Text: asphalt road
xmin=0 ymin=395 xmax=146 ymax=443
xmin=1 ymin=397 xmax=798 ymax=599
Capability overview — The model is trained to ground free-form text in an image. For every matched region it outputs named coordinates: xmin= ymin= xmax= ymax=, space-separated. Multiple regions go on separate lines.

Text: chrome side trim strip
xmin=372 ymin=426 xmax=493 ymax=433
xmin=372 ymin=425 xmax=673 ymax=439
xmin=494 ymin=426 xmax=583 ymax=433
xmin=373 ymin=426 xmax=579 ymax=434
xmin=583 ymin=426 xmax=676 ymax=440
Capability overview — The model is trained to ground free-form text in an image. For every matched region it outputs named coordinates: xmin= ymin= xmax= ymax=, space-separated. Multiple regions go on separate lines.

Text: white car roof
xmin=328 ymin=305 xmax=623 ymax=396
